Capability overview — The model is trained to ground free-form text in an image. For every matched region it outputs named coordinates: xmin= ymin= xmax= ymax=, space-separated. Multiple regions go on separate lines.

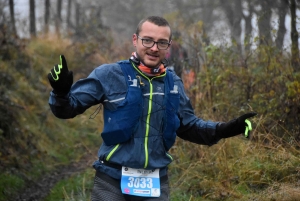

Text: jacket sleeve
xmin=175 ymin=79 xmax=220 ymax=146
xmin=48 ymin=67 xmax=105 ymax=119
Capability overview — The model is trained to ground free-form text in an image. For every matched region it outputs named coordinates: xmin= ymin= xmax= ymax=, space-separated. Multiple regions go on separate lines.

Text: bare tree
xmin=55 ymin=0 xmax=62 ymax=37
xmin=220 ymin=0 xmax=243 ymax=53
xmin=9 ymin=0 xmax=16 ymax=36
xmin=75 ymin=2 xmax=80 ymax=36
xmin=275 ymin=0 xmax=289 ymax=49
xmin=257 ymin=0 xmax=273 ymax=46
xmin=290 ymin=0 xmax=300 ymax=70
xmin=44 ymin=0 xmax=50 ymax=34
xmin=67 ymin=0 xmax=72 ymax=29
xmin=29 ymin=0 xmax=36 ymax=38
xmin=243 ymin=0 xmax=254 ymax=52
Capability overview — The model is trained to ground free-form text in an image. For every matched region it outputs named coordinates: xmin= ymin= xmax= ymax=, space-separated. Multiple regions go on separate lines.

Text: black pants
xmin=91 ymin=171 xmax=170 ymax=201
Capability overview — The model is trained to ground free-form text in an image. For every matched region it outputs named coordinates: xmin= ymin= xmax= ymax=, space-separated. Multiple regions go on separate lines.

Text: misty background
xmin=5 ymin=0 xmax=300 ymax=52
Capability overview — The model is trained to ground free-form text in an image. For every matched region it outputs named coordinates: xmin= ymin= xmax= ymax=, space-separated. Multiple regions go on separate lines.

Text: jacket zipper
xmin=132 ymin=66 xmax=166 ymax=168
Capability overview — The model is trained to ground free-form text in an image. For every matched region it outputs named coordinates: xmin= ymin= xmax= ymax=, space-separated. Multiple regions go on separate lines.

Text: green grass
xmin=44 ymin=169 xmax=95 ymax=201
xmin=0 ymin=173 xmax=25 ymax=201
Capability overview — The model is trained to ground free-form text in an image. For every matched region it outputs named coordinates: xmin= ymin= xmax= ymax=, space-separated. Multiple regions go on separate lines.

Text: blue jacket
xmin=49 ymin=60 xmax=220 ymax=179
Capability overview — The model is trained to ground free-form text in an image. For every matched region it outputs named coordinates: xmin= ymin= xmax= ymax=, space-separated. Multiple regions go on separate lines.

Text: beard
xmin=136 ymin=52 xmax=163 ymax=68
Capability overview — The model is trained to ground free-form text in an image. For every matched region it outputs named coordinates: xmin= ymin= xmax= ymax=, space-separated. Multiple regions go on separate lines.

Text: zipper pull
xmin=136 ymin=76 xmax=145 ymax=86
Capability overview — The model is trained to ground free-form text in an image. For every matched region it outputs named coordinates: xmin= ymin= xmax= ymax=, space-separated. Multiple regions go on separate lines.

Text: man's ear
xmin=132 ymin=34 xmax=137 ymax=47
xmin=167 ymin=40 xmax=172 ymax=50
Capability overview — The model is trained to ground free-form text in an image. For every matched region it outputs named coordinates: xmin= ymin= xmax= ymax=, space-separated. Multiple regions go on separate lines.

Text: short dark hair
xmin=135 ymin=16 xmax=172 ymax=41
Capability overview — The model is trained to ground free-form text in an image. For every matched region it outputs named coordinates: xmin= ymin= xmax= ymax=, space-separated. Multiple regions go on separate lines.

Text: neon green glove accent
xmin=50 ymin=56 xmax=64 ymax=81
xmin=244 ymin=119 xmax=252 ymax=138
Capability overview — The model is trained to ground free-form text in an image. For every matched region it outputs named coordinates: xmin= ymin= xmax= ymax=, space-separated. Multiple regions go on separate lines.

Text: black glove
xmin=48 ymin=55 xmax=73 ymax=95
xmin=216 ymin=112 xmax=257 ymax=139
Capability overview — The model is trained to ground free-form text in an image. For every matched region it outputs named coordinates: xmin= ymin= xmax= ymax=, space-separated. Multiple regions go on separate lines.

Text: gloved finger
xmin=49 ymin=64 xmax=60 ymax=81
xmin=238 ymin=112 xmax=257 ymax=122
xmin=48 ymin=71 xmax=56 ymax=82
xmin=60 ymin=55 xmax=69 ymax=73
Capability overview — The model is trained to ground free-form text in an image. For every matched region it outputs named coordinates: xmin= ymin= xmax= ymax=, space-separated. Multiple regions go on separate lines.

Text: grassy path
xmin=11 ymin=154 xmax=96 ymax=201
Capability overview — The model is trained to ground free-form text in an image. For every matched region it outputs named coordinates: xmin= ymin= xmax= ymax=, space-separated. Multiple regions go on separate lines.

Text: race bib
xmin=121 ymin=167 xmax=160 ymax=197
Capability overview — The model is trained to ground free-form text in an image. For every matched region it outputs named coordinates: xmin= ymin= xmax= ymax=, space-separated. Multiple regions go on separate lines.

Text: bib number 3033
xmin=121 ymin=167 xmax=161 ymax=197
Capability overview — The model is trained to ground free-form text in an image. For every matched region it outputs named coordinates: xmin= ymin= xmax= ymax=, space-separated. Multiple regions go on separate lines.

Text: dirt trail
xmin=11 ymin=154 xmax=96 ymax=201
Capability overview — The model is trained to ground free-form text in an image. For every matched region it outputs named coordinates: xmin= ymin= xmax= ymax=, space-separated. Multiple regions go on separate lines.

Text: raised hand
xmin=48 ymin=55 xmax=73 ymax=95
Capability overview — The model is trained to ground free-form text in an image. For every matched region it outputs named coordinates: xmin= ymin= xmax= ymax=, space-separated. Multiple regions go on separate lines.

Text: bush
xmin=190 ymin=44 xmax=299 ymax=142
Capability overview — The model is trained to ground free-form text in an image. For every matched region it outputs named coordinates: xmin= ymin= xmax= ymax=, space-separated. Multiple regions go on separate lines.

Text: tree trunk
xmin=96 ymin=6 xmax=102 ymax=28
xmin=244 ymin=0 xmax=254 ymax=52
xmin=67 ymin=0 xmax=72 ymax=29
xmin=29 ymin=0 xmax=36 ymax=38
xmin=257 ymin=0 xmax=274 ymax=46
xmin=220 ymin=0 xmax=243 ymax=53
xmin=275 ymin=0 xmax=289 ymax=49
xmin=9 ymin=0 xmax=17 ymax=36
xmin=55 ymin=0 xmax=62 ymax=37
xmin=75 ymin=2 xmax=80 ymax=36
xmin=44 ymin=0 xmax=50 ymax=35
xmin=290 ymin=0 xmax=300 ymax=71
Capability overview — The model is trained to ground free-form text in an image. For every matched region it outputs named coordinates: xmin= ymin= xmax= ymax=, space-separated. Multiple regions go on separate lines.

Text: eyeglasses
xmin=137 ymin=35 xmax=170 ymax=50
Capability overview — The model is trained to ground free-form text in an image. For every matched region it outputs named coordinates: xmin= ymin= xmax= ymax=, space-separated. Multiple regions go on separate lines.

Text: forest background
xmin=0 ymin=0 xmax=300 ymax=200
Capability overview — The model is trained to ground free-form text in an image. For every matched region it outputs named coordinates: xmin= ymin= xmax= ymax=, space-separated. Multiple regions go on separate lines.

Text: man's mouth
xmin=146 ymin=53 xmax=159 ymax=60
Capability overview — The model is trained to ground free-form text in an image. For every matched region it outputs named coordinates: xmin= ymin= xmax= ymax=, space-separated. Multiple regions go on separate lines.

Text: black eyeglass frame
xmin=136 ymin=35 xmax=171 ymax=50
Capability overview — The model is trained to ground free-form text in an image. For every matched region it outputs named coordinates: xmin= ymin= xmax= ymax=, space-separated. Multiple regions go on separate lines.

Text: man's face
xmin=133 ymin=21 xmax=171 ymax=68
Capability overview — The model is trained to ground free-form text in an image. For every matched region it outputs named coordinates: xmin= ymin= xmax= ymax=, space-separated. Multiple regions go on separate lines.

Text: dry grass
xmin=168 ymin=116 xmax=300 ymax=200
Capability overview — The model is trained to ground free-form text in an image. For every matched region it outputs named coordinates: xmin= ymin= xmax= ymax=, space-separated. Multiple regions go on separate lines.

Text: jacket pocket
xmin=101 ymin=86 xmax=142 ymax=145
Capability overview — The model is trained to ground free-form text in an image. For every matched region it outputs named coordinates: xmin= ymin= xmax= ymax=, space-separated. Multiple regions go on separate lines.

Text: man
xmin=48 ymin=16 xmax=256 ymax=201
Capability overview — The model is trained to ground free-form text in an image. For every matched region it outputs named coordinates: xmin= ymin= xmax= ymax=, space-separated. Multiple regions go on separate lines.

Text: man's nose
xmin=150 ymin=42 xmax=159 ymax=51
